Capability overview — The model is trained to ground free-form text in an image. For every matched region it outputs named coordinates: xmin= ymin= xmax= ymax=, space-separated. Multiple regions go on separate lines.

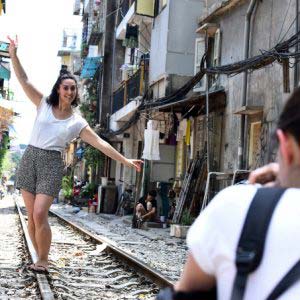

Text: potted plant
xmin=61 ymin=176 xmax=73 ymax=201
xmin=170 ymin=209 xmax=193 ymax=238
xmin=80 ymin=182 xmax=97 ymax=199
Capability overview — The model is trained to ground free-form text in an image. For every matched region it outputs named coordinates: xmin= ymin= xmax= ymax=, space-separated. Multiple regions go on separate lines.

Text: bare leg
xmin=33 ymin=194 xmax=54 ymax=269
xmin=21 ymin=189 xmax=38 ymax=253
xmin=136 ymin=203 xmax=146 ymax=218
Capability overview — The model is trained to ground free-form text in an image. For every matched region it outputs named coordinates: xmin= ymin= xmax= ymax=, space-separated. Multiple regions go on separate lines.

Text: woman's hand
xmin=248 ymin=163 xmax=279 ymax=186
xmin=7 ymin=35 xmax=18 ymax=58
xmin=126 ymin=159 xmax=143 ymax=172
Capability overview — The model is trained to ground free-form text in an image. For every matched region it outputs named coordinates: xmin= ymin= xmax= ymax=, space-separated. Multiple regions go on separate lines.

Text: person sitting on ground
xmin=161 ymin=87 xmax=300 ymax=299
xmin=136 ymin=190 xmax=157 ymax=222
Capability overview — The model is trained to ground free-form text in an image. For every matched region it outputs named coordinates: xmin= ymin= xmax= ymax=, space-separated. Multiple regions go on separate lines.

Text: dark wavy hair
xmin=148 ymin=190 xmax=157 ymax=198
xmin=277 ymin=87 xmax=300 ymax=145
xmin=47 ymin=71 xmax=80 ymax=107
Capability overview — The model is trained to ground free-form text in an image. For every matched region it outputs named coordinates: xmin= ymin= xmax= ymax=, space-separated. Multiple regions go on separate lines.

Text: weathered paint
xmin=206 ymin=0 xmax=295 ymax=171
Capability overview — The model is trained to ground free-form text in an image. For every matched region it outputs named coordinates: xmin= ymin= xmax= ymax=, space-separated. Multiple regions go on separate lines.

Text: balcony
xmin=112 ymin=69 xmax=143 ymax=115
xmin=116 ymin=0 xmax=155 ymax=40
xmin=88 ymin=17 xmax=104 ymax=45
xmin=200 ymin=0 xmax=242 ymax=23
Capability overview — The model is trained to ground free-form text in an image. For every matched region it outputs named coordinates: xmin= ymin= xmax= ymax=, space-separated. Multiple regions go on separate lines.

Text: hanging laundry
xmin=176 ymin=118 xmax=187 ymax=141
xmin=190 ymin=118 xmax=194 ymax=159
xmin=122 ymin=24 xmax=139 ymax=48
xmin=185 ymin=119 xmax=191 ymax=146
xmin=142 ymin=120 xmax=160 ymax=160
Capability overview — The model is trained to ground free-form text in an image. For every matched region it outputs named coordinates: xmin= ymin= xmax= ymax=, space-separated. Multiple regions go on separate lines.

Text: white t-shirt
xmin=29 ymin=96 xmax=88 ymax=152
xmin=187 ymin=185 xmax=300 ymax=300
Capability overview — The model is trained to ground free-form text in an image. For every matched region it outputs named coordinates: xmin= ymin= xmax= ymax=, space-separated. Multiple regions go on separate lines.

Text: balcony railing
xmin=112 ymin=85 xmax=125 ymax=114
xmin=88 ymin=17 xmax=105 ymax=45
xmin=112 ymin=57 xmax=149 ymax=114
xmin=120 ymin=0 xmax=134 ymax=19
xmin=112 ymin=69 xmax=141 ymax=115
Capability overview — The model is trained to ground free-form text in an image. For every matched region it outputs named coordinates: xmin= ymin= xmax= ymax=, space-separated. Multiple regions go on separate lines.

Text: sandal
xmin=30 ymin=264 xmax=50 ymax=275
xmin=26 ymin=263 xmax=36 ymax=272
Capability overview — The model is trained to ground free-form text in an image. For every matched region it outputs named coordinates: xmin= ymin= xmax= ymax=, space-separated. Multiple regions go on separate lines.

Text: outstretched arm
xmin=7 ymin=36 xmax=43 ymax=106
xmin=175 ymin=252 xmax=215 ymax=292
xmin=80 ymin=126 xmax=143 ymax=172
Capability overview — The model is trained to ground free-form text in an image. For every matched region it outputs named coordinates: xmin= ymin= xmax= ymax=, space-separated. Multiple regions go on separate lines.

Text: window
xmin=193 ymin=37 xmax=206 ymax=92
xmin=154 ymin=0 xmax=167 ymax=16
xmin=159 ymin=0 xmax=167 ymax=11
xmin=213 ymin=29 xmax=221 ymax=67
xmin=248 ymin=121 xmax=261 ymax=168
xmin=194 ymin=28 xmax=221 ymax=92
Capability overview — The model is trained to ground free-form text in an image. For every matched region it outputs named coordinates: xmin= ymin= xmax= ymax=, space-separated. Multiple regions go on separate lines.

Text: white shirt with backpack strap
xmin=187 ymin=185 xmax=300 ymax=299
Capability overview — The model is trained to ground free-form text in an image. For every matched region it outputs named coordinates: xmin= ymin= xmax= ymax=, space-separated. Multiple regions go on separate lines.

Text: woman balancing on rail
xmin=7 ymin=36 xmax=142 ymax=274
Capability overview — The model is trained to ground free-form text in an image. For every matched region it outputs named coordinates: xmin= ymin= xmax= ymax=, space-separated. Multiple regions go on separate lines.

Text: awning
xmin=0 ymin=62 xmax=10 ymax=80
xmin=80 ymin=56 xmax=102 ymax=79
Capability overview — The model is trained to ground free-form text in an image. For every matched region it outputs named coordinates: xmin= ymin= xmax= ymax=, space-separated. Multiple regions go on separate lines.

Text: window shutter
xmin=213 ymin=29 xmax=221 ymax=66
xmin=194 ymin=37 xmax=206 ymax=92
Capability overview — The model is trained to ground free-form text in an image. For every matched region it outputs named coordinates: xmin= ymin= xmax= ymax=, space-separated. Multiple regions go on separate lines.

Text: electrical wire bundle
xmin=104 ymin=30 xmax=300 ymax=137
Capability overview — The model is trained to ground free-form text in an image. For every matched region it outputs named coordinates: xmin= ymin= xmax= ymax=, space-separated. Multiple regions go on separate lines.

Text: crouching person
xmin=136 ymin=190 xmax=157 ymax=224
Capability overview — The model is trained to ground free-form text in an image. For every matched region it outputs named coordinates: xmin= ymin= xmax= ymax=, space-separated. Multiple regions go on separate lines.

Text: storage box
xmin=170 ymin=224 xmax=190 ymax=238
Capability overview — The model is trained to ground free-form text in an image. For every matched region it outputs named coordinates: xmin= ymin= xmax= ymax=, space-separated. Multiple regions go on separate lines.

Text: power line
xmin=104 ymin=30 xmax=300 ymax=137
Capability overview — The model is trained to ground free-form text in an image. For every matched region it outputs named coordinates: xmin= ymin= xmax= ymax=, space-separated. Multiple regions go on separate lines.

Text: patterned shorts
xmin=16 ymin=145 xmax=64 ymax=198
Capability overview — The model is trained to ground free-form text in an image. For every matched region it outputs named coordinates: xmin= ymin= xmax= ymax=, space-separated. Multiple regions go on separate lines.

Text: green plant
xmin=79 ymin=102 xmax=97 ymax=126
xmin=81 ymin=42 xmax=88 ymax=58
xmin=180 ymin=208 xmax=193 ymax=226
xmin=83 ymin=146 xmax=104 ymax=168
xmin=0 ymin=134 xmax=10 ymax=176
xmin=61 ymin=175 xmax=73 ymax=199
xmin=80 ymin=182 xmax=97 ymax=198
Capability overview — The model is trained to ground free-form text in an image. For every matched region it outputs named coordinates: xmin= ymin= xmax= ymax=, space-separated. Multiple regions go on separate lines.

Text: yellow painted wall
xmin=62 ymin=55 xmax=71 ymax=67
xmin=136 ymin=0 xmax=155 ymax=17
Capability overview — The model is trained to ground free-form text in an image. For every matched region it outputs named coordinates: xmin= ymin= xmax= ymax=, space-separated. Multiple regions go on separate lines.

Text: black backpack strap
xmin=266 ymin=259 xmax=300 ymax=300
xmin=230 ymin=187 xmax=286 ymax=300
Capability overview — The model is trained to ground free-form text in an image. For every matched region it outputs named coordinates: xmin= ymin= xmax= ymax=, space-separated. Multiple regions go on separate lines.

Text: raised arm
xmin=7 ymin=36 xmax=43 ymax=106
xmin=80 ymin=126 xmax=143 ymax=172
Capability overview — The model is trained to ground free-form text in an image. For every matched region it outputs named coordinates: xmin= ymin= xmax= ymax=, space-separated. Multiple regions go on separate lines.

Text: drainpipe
xmin=238 ymin=0 xmax=258 ymax=169
xmin=295 ymin=0 xmax=299 ymax=88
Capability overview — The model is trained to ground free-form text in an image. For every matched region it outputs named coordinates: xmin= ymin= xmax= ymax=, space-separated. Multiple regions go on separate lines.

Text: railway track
xmin=13 ymin=197 xmax=173 ymax=299
xmin=0 ymin=196 xmax=40 ymax=299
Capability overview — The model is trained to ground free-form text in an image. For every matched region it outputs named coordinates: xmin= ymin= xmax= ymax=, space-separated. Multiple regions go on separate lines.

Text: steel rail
xmin=15 ymin=200 xmax=55 ymax=300
xmin=49 ymin=209 xmax=174 ymax=288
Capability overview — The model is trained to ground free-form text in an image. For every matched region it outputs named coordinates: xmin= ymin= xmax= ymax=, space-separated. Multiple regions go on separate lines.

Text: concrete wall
xmin=149 ymin=2 xmax=169 ymax=83
xmin=150 ymin=0 xmax=204 ymax=91
xmin=166 ymin=0 xmax=204 ymax=76
xmin=210 ymin=0 xmax=296 ymax=171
